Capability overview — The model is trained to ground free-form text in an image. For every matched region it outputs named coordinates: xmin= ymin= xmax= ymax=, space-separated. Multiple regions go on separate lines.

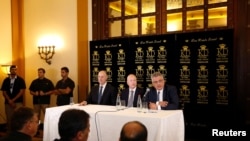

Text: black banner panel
xmin=90 ymin=38 xmax=130 ymax=93
xmin=89 ymin=29 xmax=233 ymax=132
xmin=176 ymin=30 xmax=233 ymax=106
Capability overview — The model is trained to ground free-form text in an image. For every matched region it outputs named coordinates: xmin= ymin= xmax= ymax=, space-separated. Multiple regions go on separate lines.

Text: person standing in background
xmin=0 ymin=65 xmax=26 ymax=131
xmin=54 ymin=67 xmax=75 ymax=106
xmin=29 ymin=68 xmax=54 ymax=125
xmin=120 ymin=74 xmax=143 ymax=107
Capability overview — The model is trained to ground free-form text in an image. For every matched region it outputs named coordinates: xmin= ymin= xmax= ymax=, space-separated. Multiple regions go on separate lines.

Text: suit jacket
xmin=87 ymin=83 xmax=117 ymax=106
xmin=146 ymin=84 xmax=179 ymax=110
xmin=120 ymin=87 xmax=144 ymax=107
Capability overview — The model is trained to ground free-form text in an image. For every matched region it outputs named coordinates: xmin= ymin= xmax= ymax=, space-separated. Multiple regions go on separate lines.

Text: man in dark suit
xmin=146 ymin=72 xmax=179 ymax=110
xmin=80 ymin=70 xmax=117 ymax=106
xmin=120 ymin=74 xmax=143 ymax=107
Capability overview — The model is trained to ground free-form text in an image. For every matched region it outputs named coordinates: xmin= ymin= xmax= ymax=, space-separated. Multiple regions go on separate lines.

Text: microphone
xmin=143 ymin=88 xmax=150 ymax=98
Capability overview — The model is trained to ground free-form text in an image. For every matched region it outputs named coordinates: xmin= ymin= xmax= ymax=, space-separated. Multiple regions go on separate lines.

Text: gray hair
xmin=151 ymin=72 xmax=164 ymax=79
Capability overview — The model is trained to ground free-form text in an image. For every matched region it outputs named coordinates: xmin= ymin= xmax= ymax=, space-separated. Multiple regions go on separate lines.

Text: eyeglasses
xmin=152 ymin=79 xmax=164 ymax=84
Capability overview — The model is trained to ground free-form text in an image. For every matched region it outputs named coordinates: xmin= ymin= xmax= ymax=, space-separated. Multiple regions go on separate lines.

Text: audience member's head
xmin=11 ymin=106 xmax=39 ymax=137
xmin=54 ymin=109 xmax=90 ymax=141
xmin=119 ymin=121 xmax=148 ymax=141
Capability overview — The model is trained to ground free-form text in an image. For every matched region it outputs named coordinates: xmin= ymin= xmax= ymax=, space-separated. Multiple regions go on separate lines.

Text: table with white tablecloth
xmin=44 ymin=104 xmax=184 ymax=141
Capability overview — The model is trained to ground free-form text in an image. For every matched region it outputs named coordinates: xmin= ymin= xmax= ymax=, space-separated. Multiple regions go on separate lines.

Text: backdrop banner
xmin=90 ymin=29 xmax=233 ymax=131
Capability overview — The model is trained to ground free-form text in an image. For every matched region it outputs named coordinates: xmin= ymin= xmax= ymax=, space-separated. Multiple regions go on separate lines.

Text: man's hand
xmin=149 ymin=102 xmax=157 ymax=110
xmin=79 ymin=101 xmax=87 ymax=106
xmin=159 ymin=101 xmax=168 ymax=107
xmin=8 ymin=99 xmax=16 ymax=108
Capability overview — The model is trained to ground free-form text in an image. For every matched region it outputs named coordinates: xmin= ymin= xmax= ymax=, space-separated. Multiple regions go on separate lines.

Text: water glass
xmin=142 ymin=102 xmax=148 ymax=113
xmin=120 ymin=100 xmax=126 ymax=110
xmin=70 ymin=97 xmax=74 ymax=105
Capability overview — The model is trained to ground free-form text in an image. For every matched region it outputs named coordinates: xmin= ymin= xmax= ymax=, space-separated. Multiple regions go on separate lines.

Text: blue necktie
xmin=98 ymin=86 xmax=103 ymax=104
xmin=157 ymin=91 xmax=160 ymax=101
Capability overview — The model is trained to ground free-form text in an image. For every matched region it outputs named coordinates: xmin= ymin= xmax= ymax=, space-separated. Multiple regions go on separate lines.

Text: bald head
xmin=119 ymin=121 xmax=147 ymax=141
xmin=98 ymin=70 xmax=108 ymax=85
xmin=127 ymin=74 xmax=137 ymax=89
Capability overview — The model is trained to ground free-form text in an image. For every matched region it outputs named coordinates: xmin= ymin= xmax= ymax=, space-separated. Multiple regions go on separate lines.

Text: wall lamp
xmin=1 ymin=65 xmax=11 ymax=76
xmin=38 ymin=45 xmax=55 ymax=65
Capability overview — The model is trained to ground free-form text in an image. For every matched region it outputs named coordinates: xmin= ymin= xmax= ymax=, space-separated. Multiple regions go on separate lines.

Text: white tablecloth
xmin=44 ymin=104 xmax=184 ymax=141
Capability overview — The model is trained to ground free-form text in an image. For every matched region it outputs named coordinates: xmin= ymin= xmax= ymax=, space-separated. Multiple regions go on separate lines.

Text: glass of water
xmin=120 ymin=100 xmax=126 ymax=110
xmin=70 ymin=97 xmax=74 ymax=105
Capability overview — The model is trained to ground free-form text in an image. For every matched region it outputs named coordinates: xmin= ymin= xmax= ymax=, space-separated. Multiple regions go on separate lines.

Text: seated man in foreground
xmin=0 ymin=107 xmax=39 ymax=141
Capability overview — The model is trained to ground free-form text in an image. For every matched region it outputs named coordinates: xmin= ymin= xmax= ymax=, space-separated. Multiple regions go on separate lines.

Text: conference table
xmin=44 ymin=104 xmax=184 ymax=141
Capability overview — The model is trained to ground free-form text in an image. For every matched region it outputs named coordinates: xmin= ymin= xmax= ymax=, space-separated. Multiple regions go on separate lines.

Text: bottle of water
xmin=116 ymin=94 xmax=121 ymax=110
xmin=137 ymin=95 xmax=142 ymax=113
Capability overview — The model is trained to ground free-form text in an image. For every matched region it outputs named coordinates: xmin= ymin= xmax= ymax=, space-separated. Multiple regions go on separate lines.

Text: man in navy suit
xmin=80 ymin=70 xmax=117 ymax=106
xmin=146 ymin=72 xmax=179 ymax=110
xmin=120 ymin=74 xmax=143 ymax=107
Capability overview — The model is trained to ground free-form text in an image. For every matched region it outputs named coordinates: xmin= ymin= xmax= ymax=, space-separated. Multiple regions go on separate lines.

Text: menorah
xmin=38 ymin=46 xmax=55 ymax=65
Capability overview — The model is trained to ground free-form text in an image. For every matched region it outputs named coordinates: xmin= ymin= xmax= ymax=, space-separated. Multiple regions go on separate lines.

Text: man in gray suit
xmin=120 ymin=74 xmax=143 ymax=107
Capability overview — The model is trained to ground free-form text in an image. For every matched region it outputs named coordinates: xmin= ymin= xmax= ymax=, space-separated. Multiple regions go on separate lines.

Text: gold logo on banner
xmin=117 ymin=66 xmax=126 ymax=82
xmin=197 ymin=85 xmax=208 ymax=104
xmin=92 ymin=51 xmax=100 ymax=66
xmin=180 ymin=85 xmax=190 ymax=103
xmin=180 ymin=65 xmax=190 ymax=79
xmin=136 ymin=65 xmax=144 ymax=81
xmin=216 ymin=86 xmax=228 ymax=104
xmin=148 ymin=83 xmax=153 ymax=88
xmin=92 ymin=67 xmax=99 ymax=82
xmin=180 ymin=46 xmax=191 ymax=63
xmin=135 ymin=47 xmax=144 ymax=64
xmin=104 ymin=50 xmax=112 ymax=65
xmin=158 ymin=65 xmax=167 ymax=77
xmin=146 ymin=47 xmax=155 ymax=63
xmin=117 ymin=49 xmax=125 ymax=65
xmin=197 ymin=65 xmax=208 ymax=83
xmin=137 ymin=83 xmax=142 ymax=88
xmin=157 ymin=46 xmax=167 ymax=63
xmin=216 ymin=65 xmax=228 ymax=84
xmin=216 ymin=44 xmax=229 ymax=63
xmin=146 ymin=65 xmax=155 ymax=81
xmin=180 ymin=65 xmax=190 ymax=83
xmin=118 ymin=84 xmax=125 ymax=94
xmin=180 ymin=46 xmax=191 ymax=58
xmin=198 ymin=45 xmax=209 ymax=63
xmin=158 ymin=46 xmax=167 ymax=58
xmin=106 ymin=67 xmax=112 ymax=82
